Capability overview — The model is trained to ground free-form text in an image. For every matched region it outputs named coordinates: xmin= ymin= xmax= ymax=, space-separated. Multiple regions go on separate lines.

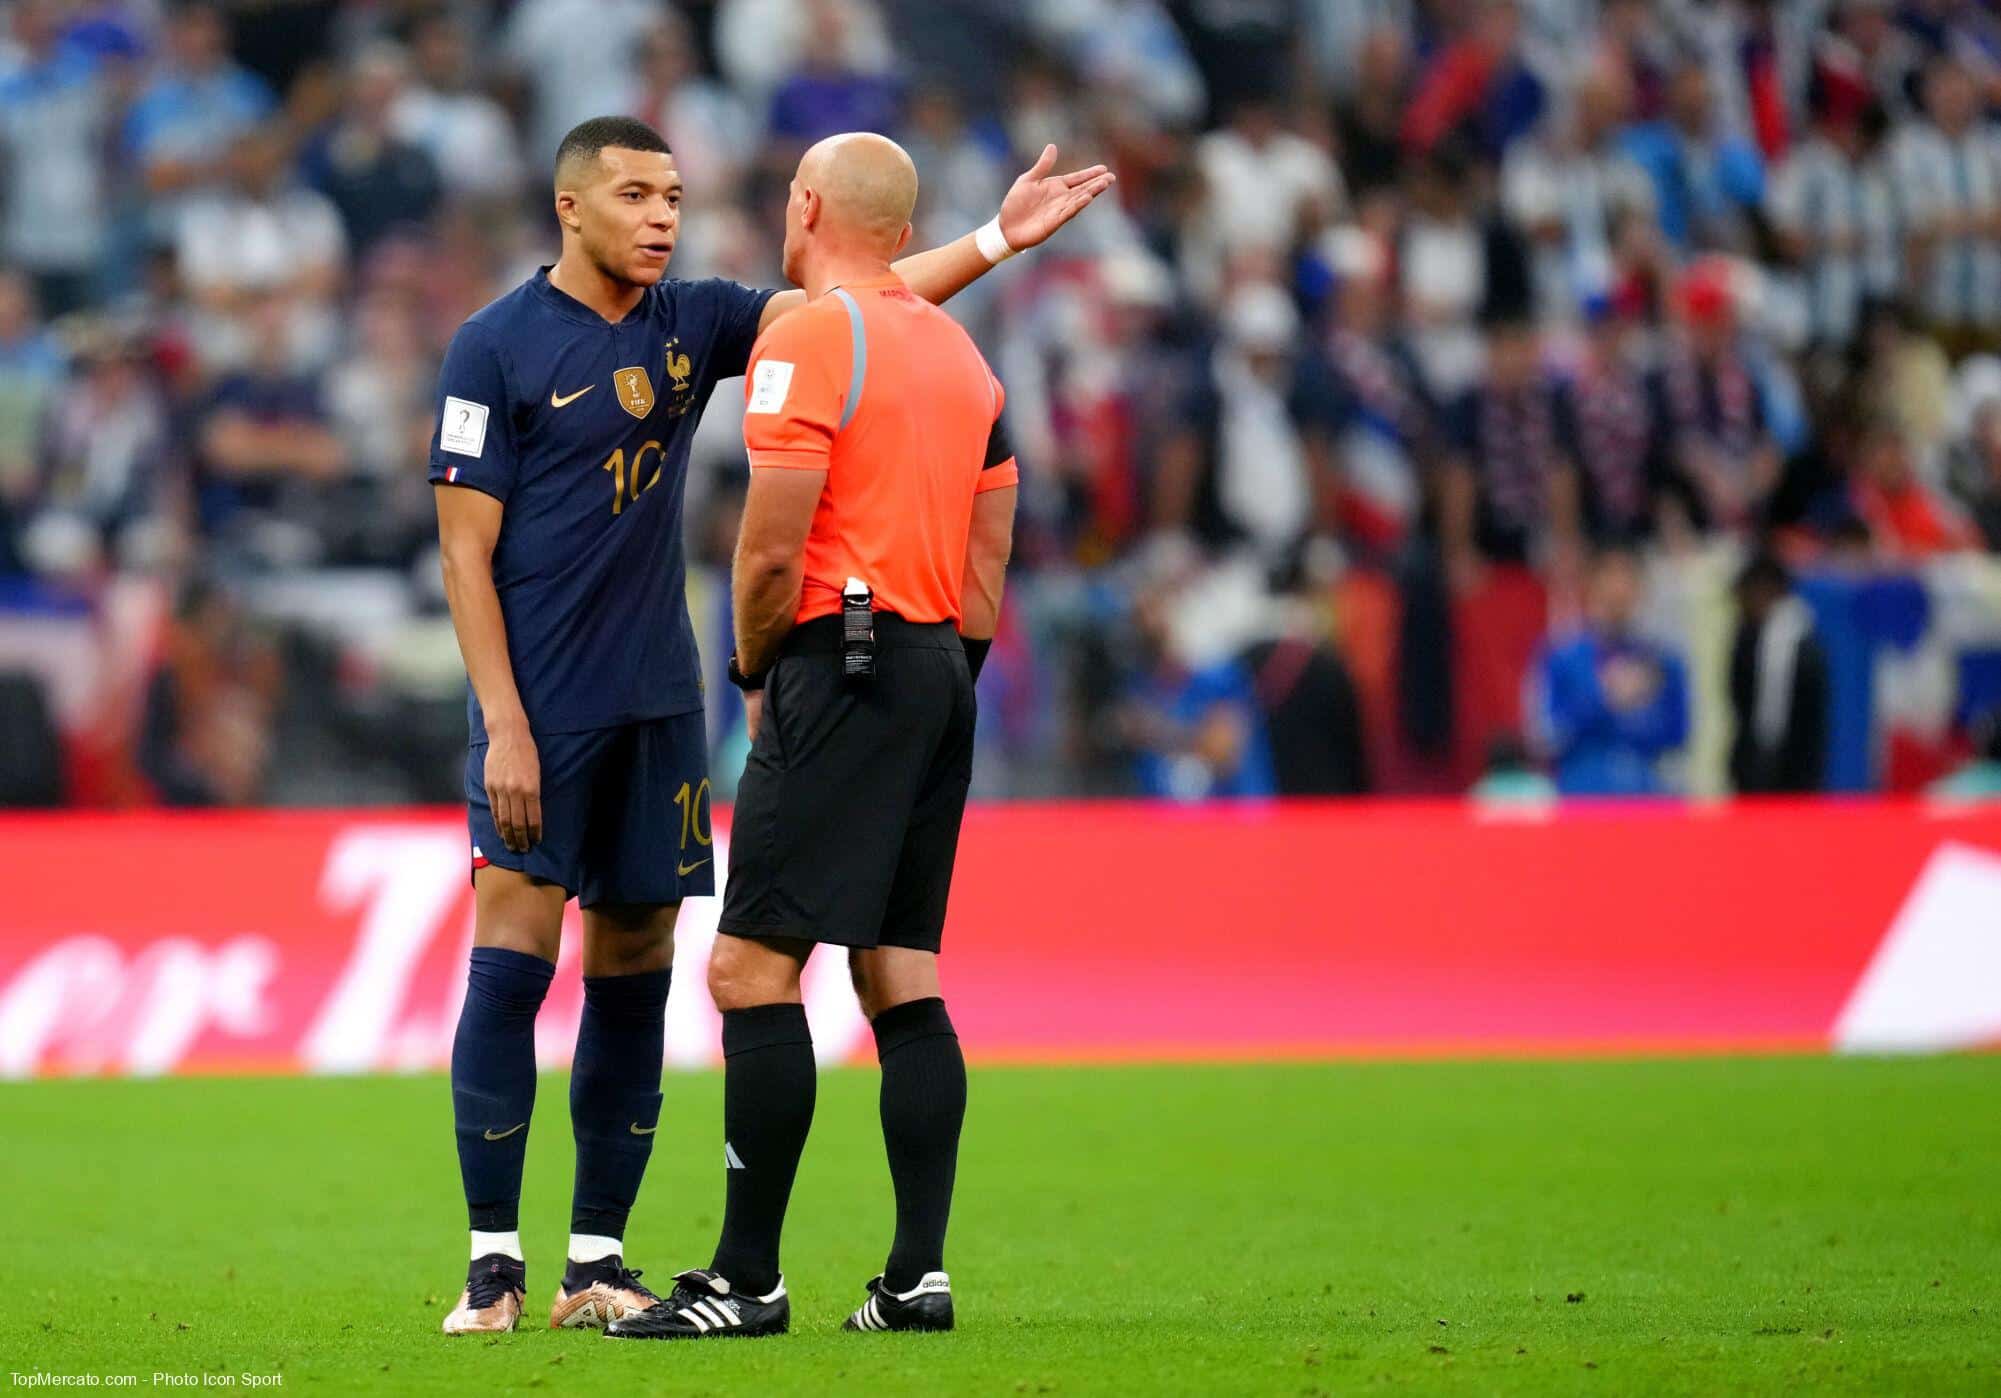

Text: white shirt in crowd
xmin=177 ymin=187 xmax=347 ymax=372
xmin=390 ymin=85 xmax=526 ymax=201
xmin=1502 ymin=138 xmax=1655 ymax=319
xmin=1214 ymin=349 xmax=1309 ymax=554
xmin=712 ymin=0 xmax=894 ymax=102
xmin=177 ymin=188 xmax=347 ymax=298
xmin=1767 ymin=135 xmax=1898 ymax=346
xmin=1034 ymin=0 xmax=1207 ymax=128
xmin=0 ymin=56 xmax=109 ymax=274
xmin=1194 ymin=126 xmax=1342 ymax=257
xmin=502 ymin=0 xmax=666 ymax=160
xmin=1889 ymin=117 xmax=2001 ymax=328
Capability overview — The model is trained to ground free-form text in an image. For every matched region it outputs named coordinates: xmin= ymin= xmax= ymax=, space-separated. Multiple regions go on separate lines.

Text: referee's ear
xmin=892 ymin=222 xmax=912 ymax=257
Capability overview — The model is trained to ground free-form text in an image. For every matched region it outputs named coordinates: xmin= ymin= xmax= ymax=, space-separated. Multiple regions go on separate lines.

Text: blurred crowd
xmin=6 ymin=0 xmax=2001 ymax=808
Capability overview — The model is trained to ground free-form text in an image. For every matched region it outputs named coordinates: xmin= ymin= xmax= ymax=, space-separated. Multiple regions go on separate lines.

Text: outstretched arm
xmin=758 ymin=145 xmax=1115 ymax=331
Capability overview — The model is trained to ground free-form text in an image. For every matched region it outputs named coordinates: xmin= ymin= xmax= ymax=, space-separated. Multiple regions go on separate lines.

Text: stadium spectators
xmin=500 ymin=0 xmax=667 ymax=162
xmin=1768 ymin=79 xmax=1897 ymax=352
xmin=1889 ymin=57 xmax=2001 ymax=350
xmin=1728 ymin=552 xmax=1830 ymax=794
xmin=0 ymin=0 xmax=115 ymax=319
xmin=138 ymin=576 xmax=280 ymax=807
xmin=0 ymin=273 xmax=66 ymax=513
xmin=1531 ymin=546 xmax=1689 ymax=796
xmin=1114 ymin=545 xmax=1277 ymax=800
xmin=1442 ymin=293 xmax=1581 ymax=580
xmin=124 ymin=3 xmax=276 ymax=237
xmin=30 ymin=327 xmax=169 ymax=575
xmin=175 ymin=129 xmax=347 ymax=374
xmin=393 ymin=12 xmax=529 ymax=207
xmin=1619 ymin=58 xmax=1765 ymax=253
xmin=1961 ymin=400 xmax=2001 ymax=550
xmin=303 ymin=45 xmax=443 ymax=257
xmin=5 ymin=0 xmax=2001 ymax=806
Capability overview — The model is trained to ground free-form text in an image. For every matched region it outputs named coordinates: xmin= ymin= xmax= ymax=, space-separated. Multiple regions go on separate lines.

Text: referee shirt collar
xmin=827 ymin=272 xmax=905 ymax=296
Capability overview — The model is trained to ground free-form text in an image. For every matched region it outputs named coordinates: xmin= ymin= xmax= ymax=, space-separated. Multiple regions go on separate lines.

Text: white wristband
xmin=974 ymin=215 xmax=1017 ymax=265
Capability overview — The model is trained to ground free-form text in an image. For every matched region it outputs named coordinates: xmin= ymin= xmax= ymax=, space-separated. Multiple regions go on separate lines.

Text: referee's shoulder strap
xmin=829 ymin=286 xmax=867 ymax=432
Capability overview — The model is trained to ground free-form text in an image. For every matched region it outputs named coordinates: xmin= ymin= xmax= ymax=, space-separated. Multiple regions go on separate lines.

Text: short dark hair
xmin=554 ymin=116 xmax=671 ymax=178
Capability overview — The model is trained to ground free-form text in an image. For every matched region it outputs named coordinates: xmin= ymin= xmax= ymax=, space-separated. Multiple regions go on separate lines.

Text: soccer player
xmin=606 ymin=132 xmax=1020 ymax=1341
xmin=431 ymin=115 xmax=1110 ymax=1335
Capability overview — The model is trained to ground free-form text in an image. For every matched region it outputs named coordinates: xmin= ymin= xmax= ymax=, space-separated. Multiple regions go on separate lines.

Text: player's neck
xmin=801 ymin=253 xmax=895 ymax=301
xmin=548 ymin=252 xmax=647 ymax=325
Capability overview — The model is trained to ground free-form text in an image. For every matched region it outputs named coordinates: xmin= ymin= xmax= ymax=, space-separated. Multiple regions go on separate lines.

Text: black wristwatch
xmin=727 ymin=653 xmax=766 ymax=692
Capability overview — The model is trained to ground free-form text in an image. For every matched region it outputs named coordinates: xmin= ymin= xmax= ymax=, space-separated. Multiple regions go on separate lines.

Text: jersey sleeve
xmin=428 ymin=321 xmax=519 ymax=503
xmin=976 ymin=365 xmax=1018 ymax=493
xmin=741 ymin=307 xmax=849 ymax=471
xmin=704 ymin=279 xmax=782 ymax=381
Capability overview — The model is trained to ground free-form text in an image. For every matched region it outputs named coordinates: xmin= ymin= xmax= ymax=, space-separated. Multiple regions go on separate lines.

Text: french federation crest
xmin=614 ymin=366 xmax=656 ymax=419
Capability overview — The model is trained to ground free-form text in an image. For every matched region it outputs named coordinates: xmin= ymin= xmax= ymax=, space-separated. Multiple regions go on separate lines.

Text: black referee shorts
xmin=720 ymin=614 xmax=976 ymax=953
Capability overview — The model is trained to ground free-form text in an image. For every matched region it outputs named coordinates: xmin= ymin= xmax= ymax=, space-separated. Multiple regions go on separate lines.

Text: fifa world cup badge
xmin=615 ymin=366 xmax=657 ymax=419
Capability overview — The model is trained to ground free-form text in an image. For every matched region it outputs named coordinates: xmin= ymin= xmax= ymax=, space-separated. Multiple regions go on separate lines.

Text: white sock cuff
xmin=568 ymin=1233 xmax=623 ymax=1264
xmin=470 ymin=1229 xmax=523 ymax=1261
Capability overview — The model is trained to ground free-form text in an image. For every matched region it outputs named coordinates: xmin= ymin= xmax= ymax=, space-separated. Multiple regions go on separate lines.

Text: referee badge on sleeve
xmin=748 ymin=360 xmax=795 ymax=414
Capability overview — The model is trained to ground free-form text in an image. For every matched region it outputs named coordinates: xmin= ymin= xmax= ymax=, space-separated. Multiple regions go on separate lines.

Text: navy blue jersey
xmin=429 ymin=269 xmax=775 ymax=739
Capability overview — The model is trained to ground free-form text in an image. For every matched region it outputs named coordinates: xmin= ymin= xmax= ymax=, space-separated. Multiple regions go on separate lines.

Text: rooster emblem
xmin=665 ymin=340 xmax=693 ymax=393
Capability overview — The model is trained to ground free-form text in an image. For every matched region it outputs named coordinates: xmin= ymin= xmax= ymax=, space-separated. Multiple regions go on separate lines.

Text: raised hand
xmin=998 ymin=145 xmax=1117 ymax=252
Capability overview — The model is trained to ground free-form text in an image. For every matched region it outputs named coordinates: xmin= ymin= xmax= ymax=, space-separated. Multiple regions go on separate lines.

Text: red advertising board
xmin=2 ymin=802 xmax=1998 ymax=1078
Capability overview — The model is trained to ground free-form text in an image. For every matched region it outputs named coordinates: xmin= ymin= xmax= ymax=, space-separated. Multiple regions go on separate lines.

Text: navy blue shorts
xmin=466 ymin=711 xmax=716 ymax=908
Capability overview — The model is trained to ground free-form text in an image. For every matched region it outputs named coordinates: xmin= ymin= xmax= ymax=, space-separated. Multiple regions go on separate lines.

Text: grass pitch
xmin=2 ymin=1056 xmax=1996 ymax=1396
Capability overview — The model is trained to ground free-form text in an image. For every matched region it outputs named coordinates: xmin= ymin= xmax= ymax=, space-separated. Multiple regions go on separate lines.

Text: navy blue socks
xmin=568 ymin=967 xmax=671 ymax=1241
xmin=451 ymin=947 xmax=555 ymax=1232
xmin=709 ymin=1003 xmax=817 ymax=1295
xmin=873 ymin=997 xmax=966 ymax=1292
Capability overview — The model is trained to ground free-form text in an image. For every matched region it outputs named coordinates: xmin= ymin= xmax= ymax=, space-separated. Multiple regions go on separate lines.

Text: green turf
xmin=1 ymin=1056 xmax=1997 ymax=1396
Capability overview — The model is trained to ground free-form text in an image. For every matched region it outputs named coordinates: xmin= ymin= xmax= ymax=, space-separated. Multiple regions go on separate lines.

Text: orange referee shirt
xmin=742 ymin=272 xmax=1018 ymax=626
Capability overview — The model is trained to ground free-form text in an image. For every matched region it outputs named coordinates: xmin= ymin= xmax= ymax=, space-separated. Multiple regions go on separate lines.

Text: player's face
xmin=572 ymin=147 xmax=683 ymax=287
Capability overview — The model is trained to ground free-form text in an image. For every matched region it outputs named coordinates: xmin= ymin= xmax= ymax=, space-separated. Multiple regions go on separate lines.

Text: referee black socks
xmin=873 ymin=996 xmax=966 ymax=1294
xmin=568 ymin=966 xmax=671 ymax=1240
xmin=710 ymin=1002 xmax=817 ymax=1296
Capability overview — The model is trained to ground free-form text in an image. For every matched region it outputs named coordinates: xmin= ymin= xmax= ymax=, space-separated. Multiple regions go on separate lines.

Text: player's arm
xmin=733 ymin=467 xmax=827 ymax=679
xmin=960 ymin=391 xmax=1020 ymax=680
xmin=733 ymin=311 xmax=842 ymax=683
xmin=960 ymin=486 xmax=1015 ymax=676
xmin=435 ymin=486 xmax=541 ymax=853
xmin=428 ymin=323 xmax=538 ymax=852
xmin=757 ymin=145 xmax=1116 ymax=331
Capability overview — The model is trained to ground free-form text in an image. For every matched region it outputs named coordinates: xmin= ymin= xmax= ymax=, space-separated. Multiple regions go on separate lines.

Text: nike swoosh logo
xmin=550 ymin=384 xmax=595 ymax=408
xmin=629 ymin=1122 xmax=657 ymax=1136
xmin=483 ymin=1123 xmax=526 ymax=1141
xmin=678 ymin=858 xmax=711 ymax=877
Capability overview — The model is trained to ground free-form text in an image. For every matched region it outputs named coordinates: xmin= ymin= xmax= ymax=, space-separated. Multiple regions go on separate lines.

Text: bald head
xmin=798 ymin=133 xmax=918 ymax=248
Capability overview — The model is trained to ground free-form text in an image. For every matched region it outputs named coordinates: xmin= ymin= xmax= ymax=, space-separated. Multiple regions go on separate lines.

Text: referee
xmin=607 ymin=131 xmax=1057 ymax=1341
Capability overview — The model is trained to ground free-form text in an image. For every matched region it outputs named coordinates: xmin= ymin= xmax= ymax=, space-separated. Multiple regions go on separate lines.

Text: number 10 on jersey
xmin=604 ymin=439 xmax=664 ymax=515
